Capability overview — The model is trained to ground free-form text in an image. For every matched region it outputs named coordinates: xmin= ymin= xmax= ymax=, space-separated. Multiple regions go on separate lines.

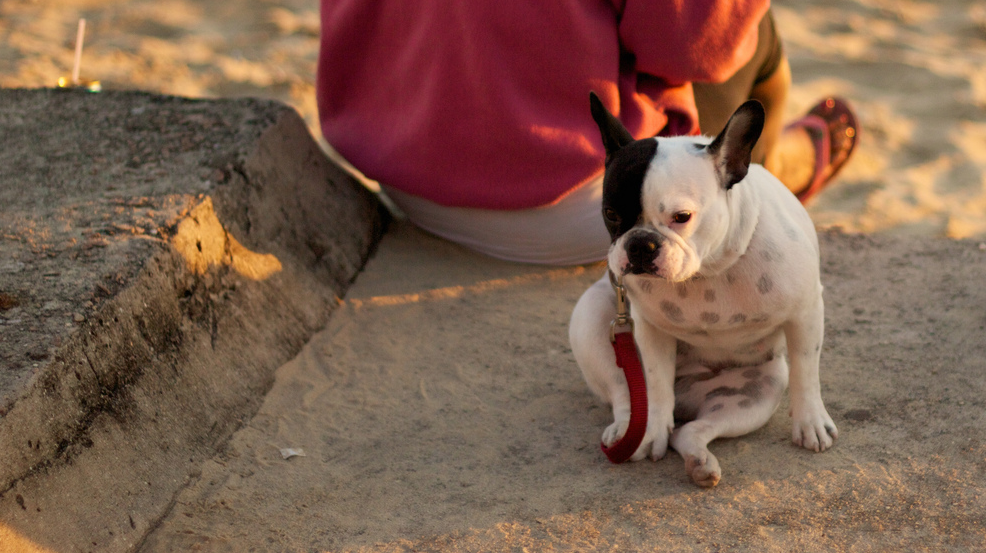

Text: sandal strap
xmin=786 ymin=114 xmax=831 ymax=202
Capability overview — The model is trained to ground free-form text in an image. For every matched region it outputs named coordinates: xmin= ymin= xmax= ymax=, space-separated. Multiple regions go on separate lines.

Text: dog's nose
xmin=625 ymin=233 xmax=660 ymax=273
xmin=627 ymin=236 xmax=657 ymax=256
xmin=626 ymin=234 xmax=659 ymax=257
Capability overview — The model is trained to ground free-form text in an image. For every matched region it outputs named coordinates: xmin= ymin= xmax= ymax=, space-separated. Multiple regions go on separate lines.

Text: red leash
xmin=600 ymin=275 xmax=649 ymax=463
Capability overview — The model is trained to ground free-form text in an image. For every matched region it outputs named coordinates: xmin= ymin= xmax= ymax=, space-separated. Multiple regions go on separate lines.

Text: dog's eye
xmin=671 ymin=212 xmax=692 ymax=224
xmin=603 ymin=208 xmax=620 ymax=223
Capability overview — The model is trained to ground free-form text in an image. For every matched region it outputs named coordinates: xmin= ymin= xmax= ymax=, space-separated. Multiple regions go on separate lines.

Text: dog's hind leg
xmin=670 ymin=356 xmax=788 ymax=487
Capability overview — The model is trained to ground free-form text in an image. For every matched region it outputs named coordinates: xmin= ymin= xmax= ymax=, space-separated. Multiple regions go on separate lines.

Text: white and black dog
xmin=569 ymin=93 xmax=837 ymax=487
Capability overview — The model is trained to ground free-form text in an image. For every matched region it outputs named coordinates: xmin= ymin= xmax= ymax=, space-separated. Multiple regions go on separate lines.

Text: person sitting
xmin=316 ymin=1 xmax=858 ymax=265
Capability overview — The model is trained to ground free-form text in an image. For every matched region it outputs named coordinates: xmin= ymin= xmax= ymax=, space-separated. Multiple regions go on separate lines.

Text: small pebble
xmin=279 ymin=448 xmax=306 ymax=460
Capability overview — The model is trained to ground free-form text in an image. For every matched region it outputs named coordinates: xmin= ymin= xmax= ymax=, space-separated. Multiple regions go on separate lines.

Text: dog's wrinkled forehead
xmin=601 ymin=138 xmax=658 ymax=239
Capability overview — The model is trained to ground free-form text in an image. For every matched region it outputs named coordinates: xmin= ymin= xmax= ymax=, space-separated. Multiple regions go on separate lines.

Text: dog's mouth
xmin=625 ymin=261 xmax=657 ymax=276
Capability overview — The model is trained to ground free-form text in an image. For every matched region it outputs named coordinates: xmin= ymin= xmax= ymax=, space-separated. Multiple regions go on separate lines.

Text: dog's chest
xmin=626 ymin=250 xmax=804 ymax=344
xmin=630 ymin=276 xmax=769 ymax=338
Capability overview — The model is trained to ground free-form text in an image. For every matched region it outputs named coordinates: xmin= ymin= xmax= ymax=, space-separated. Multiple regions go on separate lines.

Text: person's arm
xmin=616 ymin=0 xmax=769 ymax=85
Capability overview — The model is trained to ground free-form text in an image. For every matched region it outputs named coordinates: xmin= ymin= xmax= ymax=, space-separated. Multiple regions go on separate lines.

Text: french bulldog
xmin=569 ymin=92 xmax=838 ymax=487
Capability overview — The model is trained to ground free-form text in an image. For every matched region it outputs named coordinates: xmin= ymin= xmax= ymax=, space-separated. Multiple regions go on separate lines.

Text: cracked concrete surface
xmin=0 ymin=89 xmax=385 ymax=552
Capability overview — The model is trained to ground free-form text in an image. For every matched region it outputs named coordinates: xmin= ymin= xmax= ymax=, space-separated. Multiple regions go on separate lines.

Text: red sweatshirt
xmin=317 ymin=0 xmax=769 ymax=210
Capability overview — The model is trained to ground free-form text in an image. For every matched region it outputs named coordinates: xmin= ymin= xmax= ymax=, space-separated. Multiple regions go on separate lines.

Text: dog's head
xmin=589 ymin=92 xmax=764 ymax=282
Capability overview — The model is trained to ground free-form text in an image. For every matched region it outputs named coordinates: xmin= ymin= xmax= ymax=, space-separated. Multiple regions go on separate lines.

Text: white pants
xmin=383 ymin=177 xmax=611 ymax=266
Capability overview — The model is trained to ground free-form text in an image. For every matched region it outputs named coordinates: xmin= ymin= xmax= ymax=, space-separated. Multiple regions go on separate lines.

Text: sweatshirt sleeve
xmin=616 ymin=0 xmax=770 ymax=85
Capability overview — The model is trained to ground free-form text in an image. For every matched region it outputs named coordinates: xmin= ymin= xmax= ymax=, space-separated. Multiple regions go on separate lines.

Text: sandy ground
xmin=3 ymin=0 xmax=986 ymax=551
xmin=136 ymin=223 xmax=986 ymax=552
xmin=0 ymin=0 xmax=322 ymax=150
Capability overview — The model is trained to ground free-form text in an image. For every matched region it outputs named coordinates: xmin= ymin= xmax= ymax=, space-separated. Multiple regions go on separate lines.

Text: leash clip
xmin=610 ymin=273 xmax=634 ymax=342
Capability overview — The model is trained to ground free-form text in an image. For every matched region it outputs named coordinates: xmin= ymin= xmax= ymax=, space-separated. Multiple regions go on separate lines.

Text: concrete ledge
xmin=0 ymin=89 xmax=386 ymax=552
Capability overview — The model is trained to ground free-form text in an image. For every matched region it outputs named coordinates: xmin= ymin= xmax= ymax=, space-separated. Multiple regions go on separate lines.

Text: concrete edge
xmin=0 ymin=104 xmax=388 ymax=552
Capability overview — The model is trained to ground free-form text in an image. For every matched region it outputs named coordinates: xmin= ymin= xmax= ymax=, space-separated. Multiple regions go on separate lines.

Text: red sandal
xmin=785 ymin=97 xmax=859 ymax=203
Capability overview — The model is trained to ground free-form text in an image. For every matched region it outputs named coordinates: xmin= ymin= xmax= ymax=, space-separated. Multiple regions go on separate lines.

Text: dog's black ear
xmin=705 ymin=100 xmax=765 ymax=190
xmin=590 ymin=91 xmax=634 ymax=163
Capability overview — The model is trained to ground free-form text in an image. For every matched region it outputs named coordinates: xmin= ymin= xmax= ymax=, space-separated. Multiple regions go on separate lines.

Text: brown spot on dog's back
xmin=760 ymin=238 xmax=783 ymax=262
xmin=757 ymin=274 xmax=773 ymax=294
xmin=704 ymin=289 xmax=716 ymax=302
xmin=676 ymin=286 xmax=688 ymax=299
xmin=780 ymin=215 xmax=801 ymax=242
xmin=729 ymin=314 xmax=747 ymax=324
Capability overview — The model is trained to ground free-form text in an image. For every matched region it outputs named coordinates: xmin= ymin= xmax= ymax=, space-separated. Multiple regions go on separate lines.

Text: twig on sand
xmin=57 ymin=18 xmax=101 ymax=91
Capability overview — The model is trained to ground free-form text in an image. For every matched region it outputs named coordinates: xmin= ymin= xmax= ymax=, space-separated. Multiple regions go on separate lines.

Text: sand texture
xmin=137 ymin=223 xmax=986 ymax=552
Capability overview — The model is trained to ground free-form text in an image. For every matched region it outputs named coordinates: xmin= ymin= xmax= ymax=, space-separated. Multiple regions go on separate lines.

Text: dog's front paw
xmin=602 ymin=418 xmax=630 ymax=449
xmin=601 ymin=416 xmax=672 ymax=462
xmin=791 ymin=403 xmax=838 ymax=452
xmin=643 ymin=414 xmax=674 ymax=461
